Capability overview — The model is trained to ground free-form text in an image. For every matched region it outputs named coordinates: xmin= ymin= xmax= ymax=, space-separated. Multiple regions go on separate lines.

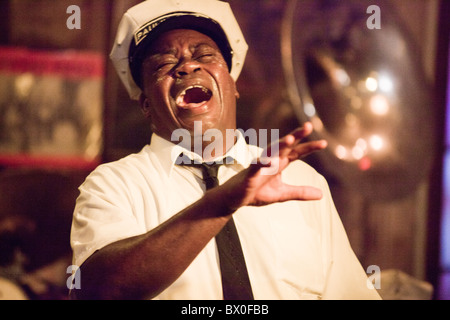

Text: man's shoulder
xmin=287 ymin=158 xmax=319 ymax=173
xmin=283 ymin=159 xmax=325 ymax=187
xmin=87 ymin=145 xmax=154 ymax=180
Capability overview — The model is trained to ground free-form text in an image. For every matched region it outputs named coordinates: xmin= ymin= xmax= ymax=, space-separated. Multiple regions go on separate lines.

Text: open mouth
xmin=175 ymin=85 xmax=213 ymax=109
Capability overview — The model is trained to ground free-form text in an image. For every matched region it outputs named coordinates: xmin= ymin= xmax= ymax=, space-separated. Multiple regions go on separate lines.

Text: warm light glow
xmin=335 ymin=145 xmax=347 ymax=159
xmin=15 ymin=73 xmax=35 ymax=98
xmin=379 ymin=75 xmax=394 ymax=93
xmin=358 ymin=157 xmax=372 ymax=171
xmin=365 ymin=77 xmax=378 ymax=92
xmin=335 ymin=68 xmax=351 ymax=86
xmin=304 ymin=103 xmax=316 ymax=117
xmin=345 ymin=113 xmax=358 ymax=126
xmin=370 ymin=94 xmax=390 ymax=116
xmin=352 ymin=145 xmax=365 ymax=160
xmin=356 ymin=138 xmax=368 ymax=151
xmin=369 ymin=135 xmax=384 ymax=151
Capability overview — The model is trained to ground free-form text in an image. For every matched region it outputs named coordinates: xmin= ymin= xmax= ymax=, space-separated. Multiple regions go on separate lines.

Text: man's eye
xmin=156 ymin=62 xmax=175 ymax=70
xmin=195 ymin=53 xmax=214 ymax=61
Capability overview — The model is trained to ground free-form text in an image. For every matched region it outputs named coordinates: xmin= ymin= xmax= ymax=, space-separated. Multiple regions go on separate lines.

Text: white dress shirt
xmin=70 ymin=132 xmax=381 ymax=300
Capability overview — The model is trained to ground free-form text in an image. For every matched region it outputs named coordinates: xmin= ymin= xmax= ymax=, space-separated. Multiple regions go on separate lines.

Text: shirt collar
xmin=148 ymin=130 xmax=257 ymax=177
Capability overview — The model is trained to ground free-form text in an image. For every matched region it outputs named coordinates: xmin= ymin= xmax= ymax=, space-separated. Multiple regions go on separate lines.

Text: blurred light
xmin=311 ymin=116 xmax=324 ymax=132
xmin=365 ymin=77 xmax=378 ymax=92
xmin=352 ymin=145 xmax=365 ymax=160
xmin=345 ymin=113 xmax=358 ymax=126
xmin=379 ymin=75 xmax=394 ymax=93
xmin=15 ymin=73 xmax=34 ymax=98
xmin=350 ymin=96 xmax=362 ymax=110
xmin=304 ymin=102 xmax=316 ymax=117
xmin=369 ymin=135 xmax=384 ymax=151
xmin=356 ymin=138 xmax=368 ymax=151
xmin=370 ymin=94 xmax=390 ymax=115
xmin=335 ymin=145 xmax=347 ymax=159
xmin=335 ymin=68 xmax=351 ymax=86
xmin=358 ymin=156 xmax=372 ymax=171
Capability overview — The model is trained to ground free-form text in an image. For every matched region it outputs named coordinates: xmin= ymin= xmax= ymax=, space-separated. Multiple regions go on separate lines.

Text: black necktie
xmin=192 ymin=162 xmax=254 ymax=300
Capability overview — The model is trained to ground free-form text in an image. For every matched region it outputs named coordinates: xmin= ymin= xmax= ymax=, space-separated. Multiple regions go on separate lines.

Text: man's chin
xmin=177 ymin=111 xmax=235 ymax=135
xmin=177 ymin=116 xmax=220 ymax=134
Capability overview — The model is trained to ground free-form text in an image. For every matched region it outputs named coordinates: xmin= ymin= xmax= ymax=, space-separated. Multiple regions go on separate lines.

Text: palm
xmin=224 ymin=123 xmax=327 ymax=209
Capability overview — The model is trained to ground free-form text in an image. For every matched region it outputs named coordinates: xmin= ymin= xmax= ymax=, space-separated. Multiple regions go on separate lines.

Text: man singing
xmin=70 ymin=0 xmax=381 ymax=300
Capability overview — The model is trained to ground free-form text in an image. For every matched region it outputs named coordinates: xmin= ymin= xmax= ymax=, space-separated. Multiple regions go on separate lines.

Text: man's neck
xmin=191 ymin=132 xmax=238 ymax=162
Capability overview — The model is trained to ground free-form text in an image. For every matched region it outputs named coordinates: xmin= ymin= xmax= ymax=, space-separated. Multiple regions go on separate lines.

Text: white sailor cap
xmin=110 ymin=0 xmax=248 ymax=100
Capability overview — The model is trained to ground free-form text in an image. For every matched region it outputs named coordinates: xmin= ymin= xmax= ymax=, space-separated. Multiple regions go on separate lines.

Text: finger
xmin=261 ymin=137 xmax=289 ymax=160
xmin=288 ymin=140 xmax=327 ymax=160
xmin=265 ymin=138 xmax=327 ymax=164
xmin=246 ymin=159 xmax=273 ymax=178
xmin=277 ymin=135 xmax=296 ymax=158
xmin=275 ymin=122 xmax=315 ymax=158
xmin=278 ymin=185 xmax=323 ymax=201
xmin=264 ymin=122 xmax=322 ymax=160
xmin=289 ymin=122 xmax=314 ymax=142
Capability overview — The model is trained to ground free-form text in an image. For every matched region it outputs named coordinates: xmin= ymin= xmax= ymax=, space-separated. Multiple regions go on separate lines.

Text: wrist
xmin=204 ymin=185 xmax=238 ymax=218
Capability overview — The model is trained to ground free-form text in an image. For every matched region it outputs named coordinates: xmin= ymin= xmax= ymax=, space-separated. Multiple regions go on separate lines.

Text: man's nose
xmin=174 ymin=59 xmax=201 ymax=78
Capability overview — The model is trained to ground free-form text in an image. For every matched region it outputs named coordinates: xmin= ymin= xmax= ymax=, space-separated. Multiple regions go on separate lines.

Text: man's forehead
xmin=149 ymin=29 xmax=220 ymax=53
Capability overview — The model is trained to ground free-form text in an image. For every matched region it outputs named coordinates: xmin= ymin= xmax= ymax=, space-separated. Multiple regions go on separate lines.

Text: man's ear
xmin=139 ymin=93 xmax=152 ymax=118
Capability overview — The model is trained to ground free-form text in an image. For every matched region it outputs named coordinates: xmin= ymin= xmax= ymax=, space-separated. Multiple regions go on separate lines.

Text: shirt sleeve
xmin=70 ymin=164 xmax=145 ymax=268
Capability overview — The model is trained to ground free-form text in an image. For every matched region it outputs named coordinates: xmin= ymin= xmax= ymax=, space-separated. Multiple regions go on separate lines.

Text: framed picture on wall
xmin=0 ymin=46 xmax=104 ymax=169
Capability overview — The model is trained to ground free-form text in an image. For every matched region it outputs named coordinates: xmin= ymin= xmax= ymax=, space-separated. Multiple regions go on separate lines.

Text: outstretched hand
xmin=222 ymin=122 xmax=327 ymax=211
